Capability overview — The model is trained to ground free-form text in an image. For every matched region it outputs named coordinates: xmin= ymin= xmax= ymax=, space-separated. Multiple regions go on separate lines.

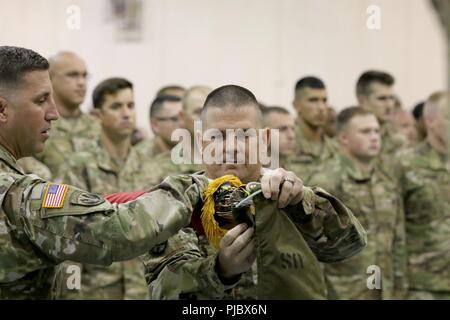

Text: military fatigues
xmin=398 ymin=142 xmax=450 ymax=300
xmin=141 ymin=173 xmax=367 ymax=300
xmin=285 ymin=124 xmax=337 ymax=184
xmin=17 ymin=157 xmax=53 ymax=181
xmin=308 ymin=154 xmax=407 ymax=299
xmin=0 ymin=144 xmax=208 ymax=299
xmin=54 ymin=140 xmax=155 ymax=300
xmin=36 ymin=113 xmax=100 ymax=176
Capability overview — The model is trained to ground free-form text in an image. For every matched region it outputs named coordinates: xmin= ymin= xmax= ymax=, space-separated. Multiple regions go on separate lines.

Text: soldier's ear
xmin=0 ymin=97 xmax=10 ymax=124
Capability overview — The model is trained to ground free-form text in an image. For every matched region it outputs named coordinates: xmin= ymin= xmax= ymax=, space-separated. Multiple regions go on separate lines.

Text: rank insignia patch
xmin=42 ymin=184 xmax=68 ymax=208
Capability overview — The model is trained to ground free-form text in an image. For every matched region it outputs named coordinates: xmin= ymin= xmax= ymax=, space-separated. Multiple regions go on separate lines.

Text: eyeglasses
xmin=154 ymin=116 xmax=180 ymax=122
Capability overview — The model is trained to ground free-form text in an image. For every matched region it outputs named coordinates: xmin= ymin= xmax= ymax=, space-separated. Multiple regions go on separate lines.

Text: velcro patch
xmin=42 ymin=184 xmax=68 ymax=208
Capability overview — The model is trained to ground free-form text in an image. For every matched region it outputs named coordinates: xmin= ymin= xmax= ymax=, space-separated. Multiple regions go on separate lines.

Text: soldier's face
xmin=360 ymin=82 xmax=395 ymax=124
xmin=1 ymin=70 xmax=59 ymax=158
xmin=151 ymin=101 xmax=182 ymax=147
xmin=200 ymin=104 xmax=266 ymax=183
xmin=293 ymin=88 xmax=327 ymax=129
xmin=182 ymin=91 xmax=208 ymax=134
xmin=391 ymin=112 xmax=418 ymax=145
xmin=98 ymin=88 xmax=136 ymax=139
xmin=50 ymin=54 xmax=88 ymax=108
xmin=265 ymin=112 xmax=296 ymax=156
xmin=340 ymin=114 xmax=381 ymax=161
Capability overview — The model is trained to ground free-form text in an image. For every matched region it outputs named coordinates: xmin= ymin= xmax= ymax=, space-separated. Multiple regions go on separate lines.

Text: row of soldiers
xmin=0 ymin=46 xmax=448 ymax=300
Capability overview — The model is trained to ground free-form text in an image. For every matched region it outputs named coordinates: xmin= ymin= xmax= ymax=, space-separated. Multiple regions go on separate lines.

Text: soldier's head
xmin=424 ymin=91 xmax=449 ymax=154
xmin=0 ymin=46 xmax=58 ymax=158
xmin=388 ymin=109 xmax=418 ymax=147
xmin=412 ymin=101 xmax=426 ymax=140
xmin=336 ymin=107 xmax=381 ymax=162
xmin=92 ymin=77 xmax=135 ymax=141
xmin=324 ymin=106 xmax=337 ymax=138
xmin=48 ymin=51 xmax=88 ymax=111
xmin=199 ymin=85 xmax=268 ymax=183
xmin=156 ymin=85 xmax=186 ymax=99
xmin=181 ymin=85 xmax=212 ymax=134
xmin=262 ymin=106 xmax=295 ymax=156
xmin=149 ymin=95 xmax=182 ymax=148
xmin=356 ymin=70 xmax=396 ymax=124
xmin=292 ymin=76 xmax=327 ymax=129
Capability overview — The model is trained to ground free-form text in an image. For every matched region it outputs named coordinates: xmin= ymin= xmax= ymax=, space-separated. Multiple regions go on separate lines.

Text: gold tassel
xmin=201 ymin=175 xmax=244 ymax=248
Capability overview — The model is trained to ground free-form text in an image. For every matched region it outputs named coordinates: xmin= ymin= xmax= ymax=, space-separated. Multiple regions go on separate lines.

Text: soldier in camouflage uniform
xmin=356 ymin=70 xmax=406 ymax=178
xmin=261 ymin=106 xmax=296 ymax=168
xmin=135 ymin=95 xmax=183 ymax=158
xmin=142 ymin=85 xmax=367 ymax=299
xmin=308 ymin=107 xmax=407 ymax=300
xmin=0 ymin=46 xmax=222 ymax=299
xmin=286 ymin=77 xmax=337 ymax=184
xmin=397 ymin=92 xmax=450 ymax=300
xmin=17 ymin=157 xmax=53 ymax=181
xmin=53 ymin=78 xmax=153 ymax=300
xmin=137 ymin=87 xmax=210 ymax=182
xmin=35 ymin=51 xmax=100 ymax=176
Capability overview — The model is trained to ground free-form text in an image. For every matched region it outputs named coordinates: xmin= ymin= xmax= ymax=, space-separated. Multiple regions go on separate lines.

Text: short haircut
xmin=294 ymin=76 xmax=325 ymax=97
xmin=201 ymin=84 xmax=262 ymax=124
xmin=157 ymin=85 xmax=185 ymax=97
xmin=412 ymin=101 xmax=425 ymax=120
xmin=0 ymin=46 xmax=49 ymax=93
xmin=356 ymin=70 xmax=394 ymax=97
xmin=149 ymin=94 xmax=181 ymax=118
xmin=92 ymin=77 xmax=133 ymax=109
xmin=182 ymin=85 xmax=212 ymax=110
xmin=424 ymin=91 xmax=449 ymax=118
xmin=262 ymin=106 xmax=291 ymax=117
xmin=336 ymin=106 xmax=376 ymax=133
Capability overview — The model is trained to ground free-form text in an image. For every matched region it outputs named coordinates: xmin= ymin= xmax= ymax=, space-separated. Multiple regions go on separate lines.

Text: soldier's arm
xmin=142 ymin=228 xmax=236 ymax=300
xmin=1 ymin=173 xmax=208 ymax=275
xmin=392 ymin=200 xmax=408 ymax=298
xmin=283 ymin=186 xmax=367 ymax=263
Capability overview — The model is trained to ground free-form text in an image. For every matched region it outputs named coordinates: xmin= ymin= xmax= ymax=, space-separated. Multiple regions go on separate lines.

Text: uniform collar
xmin=0 ymin=144 xmax=25 ymax=174
xmin=338 ymin=153 xmax=373 ymax=182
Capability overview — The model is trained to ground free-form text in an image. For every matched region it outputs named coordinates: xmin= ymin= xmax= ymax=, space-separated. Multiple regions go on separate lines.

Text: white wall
xmin=0 ymin=0 xmax=446 ymax=136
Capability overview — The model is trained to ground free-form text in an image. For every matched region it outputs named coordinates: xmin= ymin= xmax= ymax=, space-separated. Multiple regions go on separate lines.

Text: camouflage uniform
xmin=17 ymin=157 xmax=53 ymax=181
xmin=285 ymin=124 xmax=337 ymax=184
xmin=0 ymin=144 xmax=208 ymax=299
xmin=308 ymin=154 xmax=407 ymax=300
xmin=134 ymin=138 xmax=163 ymax=158
xmin=54 ymin=140 xmax=155 ymax=300
xmin=36 ymin=113 xmax=100 ymax=176
xmin=398 ymin=142 xmax=450 ymax=300
xmin=141 ymin=173 xmax=367 ymax=300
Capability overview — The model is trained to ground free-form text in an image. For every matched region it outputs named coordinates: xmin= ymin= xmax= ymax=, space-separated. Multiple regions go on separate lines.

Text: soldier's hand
xmin=260 ymin=167 xmax=304 ymax=208
xmin=217 ymin=223 xmax=256 ymax=280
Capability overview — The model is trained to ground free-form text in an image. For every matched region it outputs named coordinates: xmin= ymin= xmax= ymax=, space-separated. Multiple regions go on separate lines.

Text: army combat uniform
xmin=17 ymin=157 xmax=53 ymax=181
xmin=141 ymin=172 xmax=367 ymax=300
xmin=285 ymin=124 xmax=337 ymax=184
xmin=398 ymin=142 xmax=450 ymax=300
xmin=308 ymin=154 xmax=407 ymax=299
xmin=0 ymin=144 xmax=208 ymax=299
xmin=36 ymin=113 xmax=100 ymax=176
xmin=53 ymin=140 xmax=155 ymax=300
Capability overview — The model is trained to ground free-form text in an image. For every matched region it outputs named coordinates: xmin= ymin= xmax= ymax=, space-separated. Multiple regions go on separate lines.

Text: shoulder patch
xmin=42 ymin=184 xmax=68 ymax=208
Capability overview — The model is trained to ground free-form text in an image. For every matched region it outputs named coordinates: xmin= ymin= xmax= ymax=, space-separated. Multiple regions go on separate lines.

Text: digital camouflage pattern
xmin=0 ymin=144 xmax=209 ymax=299
xmin=398 ymin=141 xmax=450 ymax=299
xmin=308 ymin=154 xmax=407 ymax=300
xmin=36 ymin=113 xmax=100 ymax=175
xmin=54 ymin=140 xmax=155 ymax=300
xmin=142 ymin=173 xmax=367 ymax=300
xmin=285 ymin=125 xmax=338 ymax=184
xmin=17 ymin=157 xmax=53 ymax=181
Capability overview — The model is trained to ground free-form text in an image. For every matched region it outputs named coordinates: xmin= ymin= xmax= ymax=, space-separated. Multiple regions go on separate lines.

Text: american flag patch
xmin=42 ymin=184 xmax=68 ymax=208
